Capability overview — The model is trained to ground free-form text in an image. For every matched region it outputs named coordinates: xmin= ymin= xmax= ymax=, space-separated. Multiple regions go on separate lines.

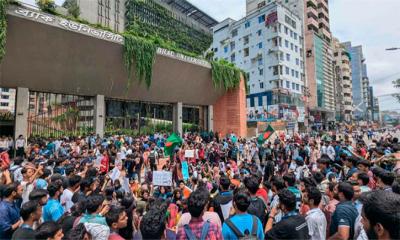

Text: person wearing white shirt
xmin=304 ymin=186 xmax=327 ymax=240
xmin=60 ymin=175 xmax=82 ymax=213
xmin=15 ymin=135 xmax=26 ymax=157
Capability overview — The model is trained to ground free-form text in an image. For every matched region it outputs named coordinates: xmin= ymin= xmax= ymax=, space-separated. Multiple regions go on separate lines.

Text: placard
xmin=181 ymin=161 xmax=189 ymax=180
xmin=184 ymin=150 xmax=194 ymax=158
xmin=153 ymin=171 xmax=173 ymax=186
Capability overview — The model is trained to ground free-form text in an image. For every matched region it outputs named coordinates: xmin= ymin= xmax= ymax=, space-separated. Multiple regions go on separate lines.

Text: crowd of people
xmin=0 ymin=128 xmax=399 ymax=240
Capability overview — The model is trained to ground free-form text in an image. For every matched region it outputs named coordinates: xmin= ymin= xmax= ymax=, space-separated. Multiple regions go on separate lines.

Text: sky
xmin=20 ymin=0 xmax=400 ymax=110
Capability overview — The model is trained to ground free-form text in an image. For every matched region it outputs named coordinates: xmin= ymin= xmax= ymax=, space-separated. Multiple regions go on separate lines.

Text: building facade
xmin=0 ymin=88 xmax=16 ymax=113
xmin=342 ymin=42 xmax=371 ymax=121
xmin=332 ymin=38 xmax=353 ymax=122
xmin=78 ymin=0 xmax=217 ymax=34
xmin=212 ymin=2 xmax=306 ymax=128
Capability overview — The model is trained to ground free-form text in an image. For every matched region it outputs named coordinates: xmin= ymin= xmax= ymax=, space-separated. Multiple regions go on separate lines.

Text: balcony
xmin=307 ymin=7 xmax=318 ymax=20
xmin=307 ymin=17 xmax=319 ymax=30
xmin=318 ymin=17 xmax=329 ymax=29
xmin=320 ymin=27 xmax=331 ymax=41
xmin=307 ymin=0 xmax=318 ymax=9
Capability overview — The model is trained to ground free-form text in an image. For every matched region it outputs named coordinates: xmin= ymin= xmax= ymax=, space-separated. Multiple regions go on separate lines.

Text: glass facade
xmin=314 ymin=35 xmax=325 ymax=108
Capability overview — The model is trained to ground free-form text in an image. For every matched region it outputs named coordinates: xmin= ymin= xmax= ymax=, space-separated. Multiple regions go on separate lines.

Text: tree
xmin=36 ymin=0 xmax=56 ymax=14
xmin=393 ymin=78 xmax=400 ymax=103
xmin=62 ymin=0 xmax=80 ymax=18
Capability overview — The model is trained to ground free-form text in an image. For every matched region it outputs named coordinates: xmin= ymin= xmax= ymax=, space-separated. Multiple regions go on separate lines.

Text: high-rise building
xmin=212 ymin=2 xmax=306 ymax=127
xmin=332 ymin=38 xmax=352 ymax=122
xmin=342 ymin=42 xmax=371 ymax=121
xmin=0 ymin=88 xmax=16 ymax=113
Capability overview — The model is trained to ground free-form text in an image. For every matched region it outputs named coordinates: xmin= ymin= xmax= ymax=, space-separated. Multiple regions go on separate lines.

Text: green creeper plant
xmin=36 ymin=0 xmax=56 ymax=14
xmin=211 ymin=59 xmax=242 ymax=90
xmin=0 ymin=0 xmax=7 ymax=63
xmin=123 ymin=34 xmax=157 ymax=89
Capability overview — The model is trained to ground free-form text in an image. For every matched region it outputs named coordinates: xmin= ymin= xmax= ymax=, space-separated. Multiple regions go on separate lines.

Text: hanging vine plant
xmin=0 ymin=0 xmax=8 ymax=63
xmin=123 ymin=34 xmax=157 ymax=89
xmin=211 ymin=59 xmax=242 ymax=91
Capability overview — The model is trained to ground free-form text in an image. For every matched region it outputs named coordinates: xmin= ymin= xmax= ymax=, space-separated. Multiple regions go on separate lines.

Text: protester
xmin=0 ymin=183 xmax=23 ymax=239
xmin=11 ymin=200 xmax=42 ymax=239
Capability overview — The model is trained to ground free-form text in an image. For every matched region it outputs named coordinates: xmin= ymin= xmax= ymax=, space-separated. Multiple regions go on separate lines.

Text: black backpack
xmin=149 ymin=150 xmax=156 ymax=163
xmin=247 ymin=197 xmax=267 ymax=226
xmin=225 ymin=215 xmax=258 ymax=240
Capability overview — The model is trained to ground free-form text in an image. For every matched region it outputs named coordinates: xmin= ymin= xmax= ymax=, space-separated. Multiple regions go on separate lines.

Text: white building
xmin=0 ymin=88 xmax=16 ymax=113
xmin=211 ymin=2 xmax=305 ymax=122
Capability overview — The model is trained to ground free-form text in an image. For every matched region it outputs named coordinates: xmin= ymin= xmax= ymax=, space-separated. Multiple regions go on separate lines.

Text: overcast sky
xmin=20 ymin=0 xmax=400 ymax=110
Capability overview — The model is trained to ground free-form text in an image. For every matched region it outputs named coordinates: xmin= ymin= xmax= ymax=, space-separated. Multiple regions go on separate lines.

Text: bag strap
xmin=184 ymin=224 xmax=197 ymax=240
xmin=200 ymin=220 xmax=210 ymax=240
xmin=225 ymin=218 xmax=244 ymax=238
xmin=251 ymin=215 xmax=258 ymax=236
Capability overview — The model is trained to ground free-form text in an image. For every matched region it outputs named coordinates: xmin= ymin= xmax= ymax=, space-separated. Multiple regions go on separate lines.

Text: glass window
xmin=291 ymin=43 xmax=294 ymax=50
xmin=290 ymin=30 xmax=293 ymax=37
xmin=295 ymin=45 xmax=298 ymax=52
xmin=224 ymin=46 xmax=228 ymax=53
xmin=280 ymin=52 xmax=284 ymax=60
xmin=296 ymin=58 xmax=299 ymax=65
xmin=284 ymin=26 xmax=288 ymax=34
xmin=285 ymin=66 xmax=290 ymax=75
xmin=259 ymin=69 xmax=263 ymax=75
xmin=291 ymin=69 xmax=295 ymax=76
xmin=286 ymin=81 xmax=290 ymax=88
xmin=260 ymin=82 xmax=264 ymax=89
xmin=296 ymin=84 xmax=300 ymax=90
xmin=232 ymin=29 xmax=238 ymax=37
xmin=294 ymin=32 xmax=297 ymax=40
xmin=250 ymin=97 xmax=255 ymax=107
xmin=258 ymin=42 xmax=263 ymax=49
xmin=295 ymin=71 xmax=299 ymax=78
xmin=230 ymin=41 xmax=235 ymax=50
xmin=258 ymin=15 xmax=265 ymax=23
xmin=285 ymin=40 xmax=289 ymax=47
xmin=286 ymin=53 xmax=290 ymax=61
xmin=231 ymin=54 xmax=236 ymax=62
xmin=292 ymin=83 xmax=295 ymax=89
xmin=257 ymin=30 xmax=262 ymax=36
xmin=245 ymin=21 xmax=251 ymax=28
xmin=258 ymin=58 xmax=263 ymax=65
xmin=244 ymin=48 xmax=249 ymax=57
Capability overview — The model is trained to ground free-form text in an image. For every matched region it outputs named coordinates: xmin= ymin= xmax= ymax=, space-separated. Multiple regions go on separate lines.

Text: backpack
xmin=247 ymin=197 xmax=267 ymax=226
xmin=149 ymin=151 xmax=156 ymax=164
xmin=184 ymin=219 xmax=210 ymax=240
xmin=225 ymin=215 xmax=258 ymax=240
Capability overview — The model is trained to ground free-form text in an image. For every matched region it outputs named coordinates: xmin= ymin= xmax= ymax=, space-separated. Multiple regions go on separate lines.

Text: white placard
xmin=152 ymin=171 xmax=172 ymax=186
xmin=184 ymin=150 xmax=194 ymax=158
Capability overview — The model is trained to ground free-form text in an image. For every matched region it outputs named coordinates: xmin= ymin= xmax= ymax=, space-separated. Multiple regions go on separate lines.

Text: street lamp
xmin=386 ymin=47 xmax=400 ymax=51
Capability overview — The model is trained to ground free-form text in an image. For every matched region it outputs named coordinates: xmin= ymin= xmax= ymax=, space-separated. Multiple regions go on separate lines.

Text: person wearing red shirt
xmin=100 ymin=150 xmax=109 ymax=174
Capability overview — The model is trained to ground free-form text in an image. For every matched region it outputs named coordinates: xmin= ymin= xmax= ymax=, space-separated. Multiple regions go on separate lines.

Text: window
xmin=260 ymin=82 xmax=264 ymax=89
xmin=284 ymin=26 xmax=288 ymax=34
xmin=230 ymin=41 xmax=235 ymax=50
xmin=231 ymin=29 xmax=238 ymax=37
xmin=214 ymin=48 xmax=218 ymax=52
xmin=97 ymin=0 xmax=104 ymax=24
xmin=258 ymin=15 xmax=265 ymax=23
xmin=224 ymin=46 xmax=229 ymax=53
xmin=244 ymin=36 xmax=249 ymax=45
xmin=259 ymin=69 xmax=264 ymax=75
xmin=257 ymin=30 xmax=262 ymax=36
xmin=231 ymin=54 xmax=236 ymax=62
xmin=294 ymin=32 xmax=297 ymax=40
xmin=244 ymin=48 xmax=249 ymax=57
xmin=1 ymin=88 xmax=9 ymax=92
xmin=296 ymin=84 xmax=300 ymax=90
xmin=286 ymin=81 xmax=290 ymax=88
xmin=0 ymin=102 xmax=8 ymax=107
xmin=290 ymin=30 xmax=293 ymax=38
xmin=292 ymin=83 xmax=295 ymax=89
xmin=295 ymin=71 xmax=299 ymax=78
xmin=273 ymin=66 xmax=282 ymax=75
xmin=258 ymin=42 xmax=263 ymax=49
xmin=280 ymin=52 xmax=284 ymax=61
xmin=258 ymin=58 xmax=263 ymax=66
xmin=245 ymin=21 xmax=251 ymax=28
xmin=296 ymin=58 xmax=299 ymax=65
xmin=290 ymin=43 xmax=294 ymax=50
xmin=285 ymin=66 xmax=290 ymax=75
xmin=258 ymin=96 xmax=263 ymax=106
xmin=250 ymin=98 xmax=255 ymax=107
xmin=1 ymin=95 xmax=9 ymax=99
xmin=291 ymin=69 xmax=295 ymax=76
xmin=286 ymin=53 xmax=290 ymax=61
xmin=285 ymin=40 xmax=289 ymax=48
xmin=295 ymin=46 xmax=298 ymax=52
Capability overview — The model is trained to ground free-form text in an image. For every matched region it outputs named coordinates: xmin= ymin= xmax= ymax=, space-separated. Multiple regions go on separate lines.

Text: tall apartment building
xmin=332 ymin=38 xmax=352 ymax=122
xmin=78 ymin=0 xmax=217 ymax=34
xmin=342 ymin=42 xmax=371 ymax=121
xmin=0 ymin=88 xmax=16 ymax=113
xmin=212 ymin=2 xmax=306 ymax=126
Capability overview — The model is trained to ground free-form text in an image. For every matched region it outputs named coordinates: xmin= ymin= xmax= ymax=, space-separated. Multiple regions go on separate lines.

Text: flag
xmin=258 ymin=124 xmax=275 ymax=144
xmin=164 ymin=133 xmax=183 ymax=156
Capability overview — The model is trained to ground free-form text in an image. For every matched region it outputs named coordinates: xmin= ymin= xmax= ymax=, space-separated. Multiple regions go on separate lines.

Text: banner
xmin=268 ymin=105 xmax=279 ymax=119
xmin=152 ymin=171 xmax=173 ymax=186
xmin=181 ymin=161 xmax=189 ymax=180
xmin=298 ymin=107 xmax=305 ymax=122
xmin=184 ymin=150 xmax=194 ymax=158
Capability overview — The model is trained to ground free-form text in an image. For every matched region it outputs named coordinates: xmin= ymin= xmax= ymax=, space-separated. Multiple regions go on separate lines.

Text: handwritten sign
xmin=184 ymin=150 xmax=194 ymax=158
xmin=153 ymin=171 xmax=172 ymax=186
xmin=181 ymin=161 xmax=189 ymax=180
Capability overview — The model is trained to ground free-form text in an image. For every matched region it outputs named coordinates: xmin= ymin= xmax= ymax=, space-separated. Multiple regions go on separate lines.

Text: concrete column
xmin=94 ymin=95 xmax=105 ymax=138
xmin=172 ymin=102 xmax=182 ymax=135
xmin=14 ymin=88 xmax=29 ymax=144
xmin=207 ymin=105 xmax=213 ymax=132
